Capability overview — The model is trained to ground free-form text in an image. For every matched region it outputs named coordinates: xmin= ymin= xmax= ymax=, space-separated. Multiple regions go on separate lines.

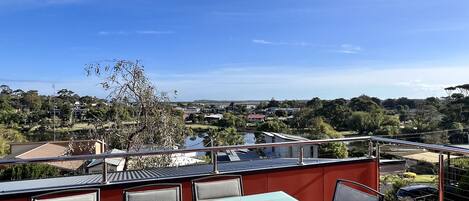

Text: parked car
xmin=397 ymin=185 xmax=438 ymax=201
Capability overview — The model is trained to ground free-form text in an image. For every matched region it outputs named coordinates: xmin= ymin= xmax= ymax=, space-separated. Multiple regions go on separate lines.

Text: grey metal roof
xmin=262 ymin=132 xmax=309 ymax=141
xmin=87 ymin=149 xmax=125 ymax=168
xmin=0 ymin=157 xmax=368 ymax=196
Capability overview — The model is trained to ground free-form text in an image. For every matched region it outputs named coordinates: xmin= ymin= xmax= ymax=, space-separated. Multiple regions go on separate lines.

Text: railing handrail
xmin=2 ymin=135 xmax=469 ymax=166
xmin=372 ymin=136 xmax=469 ymax=155
xmin=0 ymin=136 xmax=371 ymax=165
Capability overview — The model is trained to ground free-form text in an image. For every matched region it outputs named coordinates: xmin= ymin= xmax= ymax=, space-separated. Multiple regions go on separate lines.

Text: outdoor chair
xmin=332 ymin=179 xmax=384 ymax=201
xmin=192 ymin=175 xmax=243 ymax=201
xmin=124 ymin=183 xmax=182 ymax=201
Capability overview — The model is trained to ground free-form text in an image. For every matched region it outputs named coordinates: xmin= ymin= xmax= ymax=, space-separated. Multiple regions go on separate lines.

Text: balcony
xmin=0 ymin=136 xmax=467 ymax=201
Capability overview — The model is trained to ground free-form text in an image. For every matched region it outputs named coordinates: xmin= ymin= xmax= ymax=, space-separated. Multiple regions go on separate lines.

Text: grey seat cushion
xmin=333 ymin=183 xmax=379 ymax=201
xmin=194 ymin=178 xmax=242 ymax=200
xmin=34 ymin=192 xmax=98 ymax=201
xmin=126 ymin=187 xmax=180 ymax=201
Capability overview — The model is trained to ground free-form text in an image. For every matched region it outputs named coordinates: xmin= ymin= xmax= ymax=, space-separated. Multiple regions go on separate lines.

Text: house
xmin=169 ymin=153 xmax=204 ymax=167
xmin=204 ymin=114 xmax=223 ymax=123
xmin=247 ymin=114 xmax=265 ymax=123
xmin=261 ymin=132 xmax=318 ymax=158
xmin=245 ymin=104 xmax=257 ymax=110
xmin=265 ymin=107 xmax=300 ymax=116
xmin=133 ymin=146 xmax=204 ymax=167
xmin=5 ymin=140 xmax=104 ymax=173
xmin=184 ymin=107 xmax=200 ymax=114
xmin=87 ymin=149 xmax=125 ymax=174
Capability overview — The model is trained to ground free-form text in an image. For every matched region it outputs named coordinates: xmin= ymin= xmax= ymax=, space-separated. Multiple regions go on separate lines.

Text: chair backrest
xmin=124 ymin=183 xmax=182 ymax=201
xmin=31 ymin=188 xmax=100 ymax=201
xmin=192 ymin=175 xmax=243 ymax=201
xmin=332 ymin=179 xmax=384 ymax=201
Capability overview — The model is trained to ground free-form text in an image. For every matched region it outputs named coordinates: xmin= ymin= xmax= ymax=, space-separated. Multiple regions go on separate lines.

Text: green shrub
xmin=0 ymin=164 xmax=60 ymax=181
xmin=383 ymin=175 xmax=412 ymax=201
xmin=452 ymin=157 xmax=469 ymax=169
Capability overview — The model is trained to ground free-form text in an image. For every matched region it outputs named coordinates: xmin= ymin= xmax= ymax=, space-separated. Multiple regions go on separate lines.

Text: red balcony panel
xmin=242 ymin=173 xmax=269 ymax=195
xmin=0 ymin=159 xmax=378 ymax=201
xmin=266 ymin=166 xmax=324 ymax=200
xmin=323 ymin=161 xmax=378 ymax=201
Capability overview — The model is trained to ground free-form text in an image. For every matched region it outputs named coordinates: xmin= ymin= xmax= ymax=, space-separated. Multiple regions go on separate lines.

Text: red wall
xmin=0 ymin=160 xmax=377 ymax=201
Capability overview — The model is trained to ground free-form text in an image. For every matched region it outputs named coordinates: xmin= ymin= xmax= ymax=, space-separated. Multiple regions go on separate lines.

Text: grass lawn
xmin=381 ymin=174 xmax=436 ymax=184
xmin=339 ymin=131 xmax=357 ymax=136
xmin=185 ymin=124 xmax=219 ymax=129
xmin=414 ymin=174 xmax=437 ymax=183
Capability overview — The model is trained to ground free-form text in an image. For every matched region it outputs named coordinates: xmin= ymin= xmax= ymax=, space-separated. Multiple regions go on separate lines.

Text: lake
xmin=184 ymin=132 xmax=256 ymax=149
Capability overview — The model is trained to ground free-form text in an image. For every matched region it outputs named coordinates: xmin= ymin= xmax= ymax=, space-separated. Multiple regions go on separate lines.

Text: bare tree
xmin=85 ymin=60 xmax=186 ymax=170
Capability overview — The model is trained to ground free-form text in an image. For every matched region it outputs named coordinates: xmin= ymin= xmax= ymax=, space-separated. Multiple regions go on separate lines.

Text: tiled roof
xmin=47 ymin=160 xmax=86 ymax=171
xmin=16 ymin=143 xmax=67 ymax=159
xmin=247 ymin=114 xmax=265 ymax=119
xmin=6 ymin=143 xmax=86 ymax=171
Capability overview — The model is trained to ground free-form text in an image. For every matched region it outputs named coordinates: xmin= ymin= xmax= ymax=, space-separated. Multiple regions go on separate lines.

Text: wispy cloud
xmin=395 ymin=80 xmax=446 ymax=92
xmin=252 ymin=39 xmax=363 ymax=54
xmin=150 ymin=65 xmax=469 ymax=100
xmin=252 ymin=39 xmax=312 ymax=47
xmin=7 ymin=65 xmax=469 ymax=101
xmin=407 ymin=24 xmax=467 ymax=34
xmin=252 ymin=39 xmax=274 ymax=45
xmin=336 ymin=44 xmax=362 ymax=54
xmin=98 ymin=30 xmax=174 ymax=36
xmin=98 ymin=31 xmax=127 ymax=36
xmin=43 ymin=0 xmax=84 ymax=4
xmin=0 ymin=78 xmax=59 ymax=84
xmin=211 ymin=11 xmax=257 ymax=16
xmin=136 ymin=30 xmax=174 ymax=35
xmin=0 ymin=0 xmax=86 ymax=7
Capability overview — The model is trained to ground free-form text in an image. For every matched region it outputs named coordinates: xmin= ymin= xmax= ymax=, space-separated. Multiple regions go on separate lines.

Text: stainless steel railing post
xmin=368 ymin=140 xmax=374 ymax=158
xmin=375 ymin=143 xmax=380 ymax=191
xmin=439 ymin=153 xmax=444 ymax=201
xmin=102 ymin=157 xmax=108 ymax=184
xmin=298 ymin=146 xmax=305 ymax=165
xmin=212 ymin=151 xmax=219 ymax=174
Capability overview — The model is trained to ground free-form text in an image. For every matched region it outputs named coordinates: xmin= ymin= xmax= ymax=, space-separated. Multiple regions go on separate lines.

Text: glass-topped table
xmin=212 ymin=191 xmax=298 ymax=201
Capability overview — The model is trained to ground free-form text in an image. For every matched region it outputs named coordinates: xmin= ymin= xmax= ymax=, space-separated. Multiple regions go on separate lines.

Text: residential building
xmin=204 ymin=114 xmax=223 ymax=123
xmin=261 ymin=132 xmax=318 ymax=158
xmin=5 ymin=140 xmax=104 ymax=173
xmin=247 ymin=114 xmax=266 ymax=123
xmin=87 ymin=149 xmax=126 ymax=174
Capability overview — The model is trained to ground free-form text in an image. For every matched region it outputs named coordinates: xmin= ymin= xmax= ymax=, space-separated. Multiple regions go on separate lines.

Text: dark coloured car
xmin=397 ymin=185 xmax=438 ymax=201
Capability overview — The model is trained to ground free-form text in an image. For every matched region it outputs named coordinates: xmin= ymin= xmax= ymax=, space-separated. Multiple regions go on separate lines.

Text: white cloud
xmin=407 ymin=24 xmax=468 ymax=34
xmin=252 ymin=40 xmax=363 ymax=54
xmin=252 ymin=39 xmax=274 ymax=45
xmin=337 ymin=44 xmax=362 ymax=54
xmin=6 ymin=64 xmax=468 ymax=101
xmin=252 ymin=39 xmax=312 ymax=47
xmin=0 ymin=0 xmax=86 ymax=7
xmin=151 ymin=65 xmax=469 ymax=100
xmin=98 ymin=30 xmax=174 ymax=36
xmin=136 ymin=30 xmax=174 ymax=35
xmin=98 ymin=31 xmax=127 ymax=36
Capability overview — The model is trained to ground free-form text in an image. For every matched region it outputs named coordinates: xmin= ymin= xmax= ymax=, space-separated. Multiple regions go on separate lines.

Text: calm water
xmin=184 ymin=132 xmax=255 ymax=149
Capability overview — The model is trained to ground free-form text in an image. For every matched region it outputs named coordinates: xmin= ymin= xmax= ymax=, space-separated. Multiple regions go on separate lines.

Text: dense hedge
xmin=0 ymin=163 xmax=60 ymax=181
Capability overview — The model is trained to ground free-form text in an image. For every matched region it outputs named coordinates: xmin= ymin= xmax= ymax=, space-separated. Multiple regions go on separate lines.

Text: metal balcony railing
xmin=1 ymin=135 xmax=469 ymax=201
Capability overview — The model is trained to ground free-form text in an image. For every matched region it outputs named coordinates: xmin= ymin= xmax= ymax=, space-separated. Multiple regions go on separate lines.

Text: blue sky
xmin=1 ymin=0 xmax=469 ymax=101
